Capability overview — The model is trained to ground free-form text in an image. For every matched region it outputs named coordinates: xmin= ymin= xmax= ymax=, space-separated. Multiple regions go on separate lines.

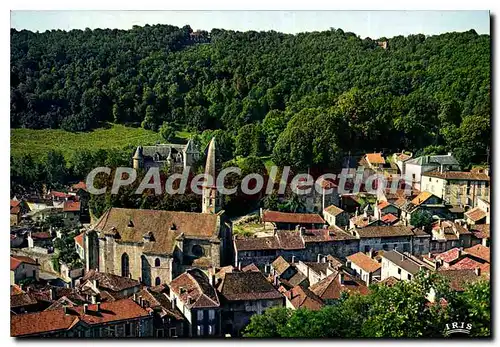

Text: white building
xmin=380 ymin=250 xmax=431 ymax=281
xmin=403 ymin=153 xmax=460 ymax=190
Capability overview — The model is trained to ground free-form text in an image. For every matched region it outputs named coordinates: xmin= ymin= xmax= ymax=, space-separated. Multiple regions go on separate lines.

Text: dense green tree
xmin=43 ymin=150 xmax=67 ymax=187
xmin=243 ymin=273 xmax=490 ymax=338
xmin=159 ymin=121 xmax=176 ymax=142
xmin=410 ymin=210 xmax=434 ymax=229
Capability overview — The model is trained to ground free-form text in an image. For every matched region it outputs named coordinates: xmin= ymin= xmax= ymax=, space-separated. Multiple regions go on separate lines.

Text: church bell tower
xmin=202 ymin=137 xmax=222 ymax=214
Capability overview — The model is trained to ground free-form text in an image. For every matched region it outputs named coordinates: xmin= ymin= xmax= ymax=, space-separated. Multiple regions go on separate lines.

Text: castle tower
xmin=132 ymin=146 xmax=144 ymax=170
xmin=202 ymin=137 xmax=222 ymax=214
xmin=183 ymin=139 xmax=200 ymax=169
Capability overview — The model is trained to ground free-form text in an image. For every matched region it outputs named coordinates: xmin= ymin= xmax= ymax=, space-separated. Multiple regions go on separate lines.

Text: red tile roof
xmin=276 ymin=230 xmax=305 ymax=249
xmin=324 ymin=205 xmax=345 ymax=216
xmin=284 ymin=285 xmax=324 ymax=310
xmin=11 ymin=284 xmax=24 ymax=295
xmin=10 ymin=255 xmax=39 ymax=271
xmin=470 ymin=224 xmax=490 ymax=239
xmin=170 ymin=269 xmax=220 ymax=308
xmin=447 ymin=257 xmax=486 ymax=271
xmin=438 ymin=270 xmax=487 ymax=292
xmin=49 ymin=191 xmax=72 ymax=199
xmin=377 ymin=201 xmax=390 ymax=210
xmin=464 ymin=207 xmax=487 ymax=222
xmin=435 ymin=248 xmax=462 ymax=264
xmin=355 ymin=225 xmax=415 ymax=238
xmin=365 ymin=153 xmax=385 ymax=165
xmin=381 ymin=213 xmax=398 ymax=224
xmin=310 ymin=271 xmax=370 ymax=300
xmin=74 ymin=233 xmax=84 ymax=248
xmin=80 ymin=269 xmax=140 ymax=293
xmin=242 ymin=263 xmax=260 ymax=272
xmin=63 ymin=201 xmax=81 ymax=212
xmin=464 ymin=244 xmax=490 ymax=263
xmin=71 ymin=181 xmax=87 ymax=191
xmin=263 ymin=210 xmax=325 ymax=225
xmin=234 ymin=236 xmax=280 ymax=251
xmin=396 ymin=153 xmax=412 ymax=161
xmin=422 ymin=171 xmax=490 ymax=181
xmin=10 ymin=200 xmax=21 ymax=214
xmin=347 ymin=252 xmax=381 ymax=273
xmin=271 ymin=256 xmax=291 ymax=275
xmin=10 ymin=299 xmax=150 ymax=337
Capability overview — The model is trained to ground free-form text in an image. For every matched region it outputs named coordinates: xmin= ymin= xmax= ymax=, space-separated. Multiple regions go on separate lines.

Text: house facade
xmin=380 ymin=250 xmax=430 ymax=281
xmin=421 ymin=170 xmax=490 ymax=208
xmin=168 ymin=269 xmax=222 ymax=337
xmin=10 ymin=255 xmax=40 ymax=285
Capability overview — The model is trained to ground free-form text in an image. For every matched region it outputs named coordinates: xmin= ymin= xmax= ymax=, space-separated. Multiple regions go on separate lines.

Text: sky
xmin=11 ymin=10 xmax=490 ymax=38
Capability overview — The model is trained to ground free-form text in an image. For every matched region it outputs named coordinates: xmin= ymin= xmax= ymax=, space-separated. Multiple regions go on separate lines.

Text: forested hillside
xmin=11 ymin=25 xmax=490 ymax=169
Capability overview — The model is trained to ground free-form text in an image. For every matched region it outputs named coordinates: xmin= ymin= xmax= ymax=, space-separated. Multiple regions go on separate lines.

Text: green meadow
xmin=10 ymin=124 xmax=193 ymax=160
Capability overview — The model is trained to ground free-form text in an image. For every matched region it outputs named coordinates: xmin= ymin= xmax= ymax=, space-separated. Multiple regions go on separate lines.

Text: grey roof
xmin=381 ymin=250 xmax=425 ymax=275
xmin=405 ymin=154 xmax=460 ymax=167
xmin=140 ymin=143 xmax=187 ymax=160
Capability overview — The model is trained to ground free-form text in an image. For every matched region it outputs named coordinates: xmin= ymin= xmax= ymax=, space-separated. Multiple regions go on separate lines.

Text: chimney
xmin=238 ymin=261 xmax=242 ymax=271
xmin=322 ymin=256 xmax=327 ymax=263
xmin=49 ymin=287 xmax=56 ymax=301
xmin=299 ymin=227 xmax=306 ymax=236
xmin=92 ymin=279 xmax=98 ymax=289
xmin=138 ymin=296 xmax=143 ymax=307
xmin=63 ymin=305 xmax=69 ymax=315
xmin=369 ymin=248 xmax=374 ymax=259
xmin=475 ymin=268 xmax=481 ymax=276
xmin=91 ymin=295 xmax=97 ymax=304
xmin=210 ymin=274 xmax=216 ymax=286
xmin=458 ymin=247 xmax=463 ymax=257
xmin=133 ymin=293 xmax=137 ymax=302
xmin=83 ymin=304 xmax=89 ymax=314
xmin=96 ymin=302 xmax=101 ymax=312
xmin=264 ymin=263 xmax=270 ymax=274
xmin=317 ymin=254 xmax=322 ymax=263
xmin=291 ymin=256 xmax=296 ymax=264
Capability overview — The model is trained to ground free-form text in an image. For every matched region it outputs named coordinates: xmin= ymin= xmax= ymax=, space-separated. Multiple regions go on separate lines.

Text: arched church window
xmin=155 ymin=277 xmax=161 ymax=286
xmin=121 ymin=253 xmax=130 ymax=278
xmin=192 ymin=244 xmax=204 ymax=257
xmin=155 ymin=258 xmax=161 ymax=267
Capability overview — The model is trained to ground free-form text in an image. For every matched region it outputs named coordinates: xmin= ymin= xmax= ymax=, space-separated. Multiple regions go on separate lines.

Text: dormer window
xmin=143 ymin=231 xmax=154 ymax=242
xmin=128 ymin=220 xmax=134 ymax=227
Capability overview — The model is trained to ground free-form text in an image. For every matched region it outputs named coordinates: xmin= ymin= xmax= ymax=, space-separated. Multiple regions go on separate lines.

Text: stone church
xmin=85 ymin=138 xmax=231 ymax=286
xmin=132 ymin=139 xmax=200 ymax=171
